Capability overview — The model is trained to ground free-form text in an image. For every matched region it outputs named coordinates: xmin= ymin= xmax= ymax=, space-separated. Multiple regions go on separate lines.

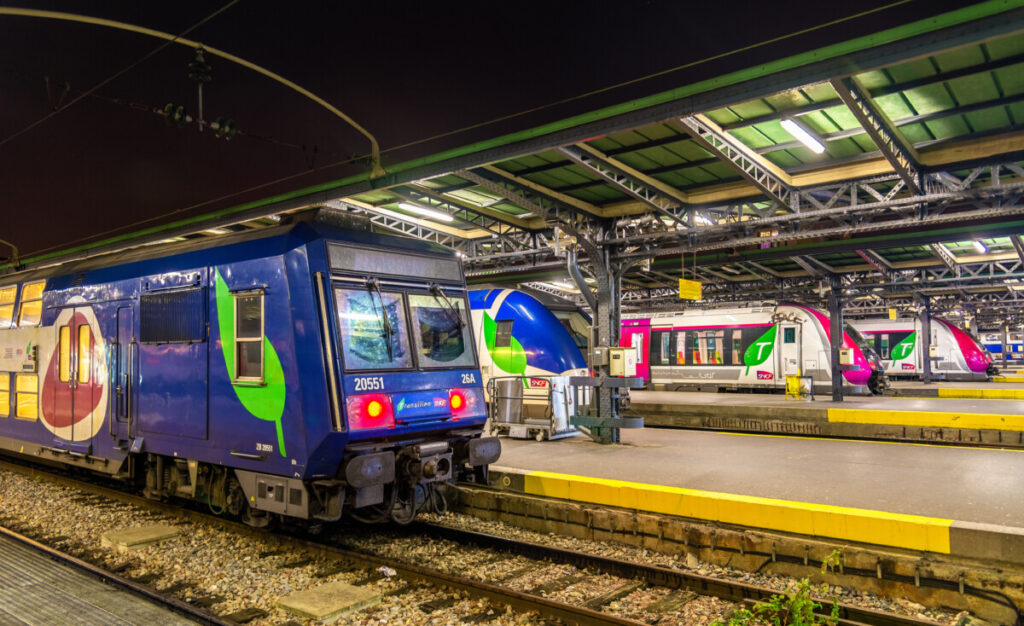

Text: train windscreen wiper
xmin=367 ymin=279 xmax=394 ymax=361
xmin=429 ymin=284 xmax=465 ymax=330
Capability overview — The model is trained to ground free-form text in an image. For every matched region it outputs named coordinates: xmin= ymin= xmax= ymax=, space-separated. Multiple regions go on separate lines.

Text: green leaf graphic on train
xmin=482 ymin=312 xmax=526 ymax=375
xmin=743 ymin=324 xmax=778 ymax=375
xmin=891 ymin=331 xmax=916 ymax=361
xmin=214 ymin=269 xmax=287 ymax=457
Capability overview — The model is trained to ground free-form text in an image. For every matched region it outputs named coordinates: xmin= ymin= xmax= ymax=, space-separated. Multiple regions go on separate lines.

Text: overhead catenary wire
xmin=0 ymin=5 xmax=385 ymax=177
xmin=0 ymin=2 xmax=238 ymax=149
xmin=10 ymin=0 xmax=922 ymax=261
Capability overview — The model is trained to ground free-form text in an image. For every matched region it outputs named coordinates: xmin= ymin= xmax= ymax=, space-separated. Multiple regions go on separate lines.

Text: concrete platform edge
xmin=488 ymin=466 xmax=1024 ymax=566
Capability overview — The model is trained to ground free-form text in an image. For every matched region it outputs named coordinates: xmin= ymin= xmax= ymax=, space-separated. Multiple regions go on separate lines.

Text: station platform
xmin=491 ymin=428 xmax=1024 ymax=564
xmin=887 ymin=380 xmax=1024 ymax=399
xmin=0 ymin=528 xmax=198 ymax=626
xmin=629 ymin=390 xmax=1024 ymax=446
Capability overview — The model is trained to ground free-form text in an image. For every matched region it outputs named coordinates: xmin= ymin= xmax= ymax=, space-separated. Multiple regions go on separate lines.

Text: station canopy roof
xmin=7 ymin=2 xmax=1024 ymax=327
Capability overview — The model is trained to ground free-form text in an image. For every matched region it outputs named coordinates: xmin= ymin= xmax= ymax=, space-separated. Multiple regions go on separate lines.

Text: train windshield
xmin=408 ymin=293 xmax=475 ymax=368
xmin=843 ymin=323 xmax=874 ymax=354
xmin=335 ymin=288 xmax=413 ymax=370
xmin=556 ymin=311 xmax=591 ymax=351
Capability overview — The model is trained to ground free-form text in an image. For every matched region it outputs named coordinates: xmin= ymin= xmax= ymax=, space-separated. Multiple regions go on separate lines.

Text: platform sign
xmin=888 ymin=308 xmax=897 ymax=320
xmin=678 ymin=279 xmax=702 ymax=300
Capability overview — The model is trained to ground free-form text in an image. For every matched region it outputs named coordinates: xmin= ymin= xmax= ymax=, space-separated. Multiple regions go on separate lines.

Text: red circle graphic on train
xmin=40 ymin=307 xmax=108 ymax=441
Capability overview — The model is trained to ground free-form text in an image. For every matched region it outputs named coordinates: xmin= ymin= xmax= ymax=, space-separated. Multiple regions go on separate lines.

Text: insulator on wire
xmin=162 ymin=103 xmax=189 ymax=127
xmin=213 ymin=117 xmax=237 ymax=140
xmin=188 ymin=48 xmax=212 ymax=83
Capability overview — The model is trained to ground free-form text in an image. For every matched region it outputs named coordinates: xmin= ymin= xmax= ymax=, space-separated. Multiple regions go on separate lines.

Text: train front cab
xmin=323 ymin=242 xmax=499 ymax=523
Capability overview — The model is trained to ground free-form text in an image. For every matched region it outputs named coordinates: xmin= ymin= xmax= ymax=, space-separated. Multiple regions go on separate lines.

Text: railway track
xmin=0 ymin=522 xmax=229 ymax=625
xmin=0 ymin=458 xmax=946 ymax=625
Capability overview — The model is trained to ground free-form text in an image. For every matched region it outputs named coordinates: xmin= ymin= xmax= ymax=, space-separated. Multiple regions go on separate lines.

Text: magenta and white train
xmin=850 ymin=318 xmax=996 ymax=381
xmin=621 ymin=303 xmax=887 ymax=395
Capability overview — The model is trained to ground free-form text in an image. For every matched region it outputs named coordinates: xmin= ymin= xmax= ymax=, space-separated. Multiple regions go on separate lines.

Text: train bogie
xmin=0 ymin=214 xmax=499 ymax=525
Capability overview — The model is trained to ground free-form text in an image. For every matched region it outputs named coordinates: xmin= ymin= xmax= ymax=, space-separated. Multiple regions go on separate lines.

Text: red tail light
xmin=346 ymin=393 xmax=395 ymax=430
xmin=449 ymin=387 xmax=484 ymax=419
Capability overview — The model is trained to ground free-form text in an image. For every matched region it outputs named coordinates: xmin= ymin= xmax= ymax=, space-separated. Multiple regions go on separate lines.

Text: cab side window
xmin=0 ymin=285 xmax=15 ymax=329
xmin=17 ymin=281 xmax=45 ymax=327
xmin=234 ymin=292 xmax=264 ymax=382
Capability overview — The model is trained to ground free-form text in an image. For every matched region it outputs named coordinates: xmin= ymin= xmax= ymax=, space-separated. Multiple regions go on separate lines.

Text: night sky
xmin=1 ymin=0 xmax=971 ymax=262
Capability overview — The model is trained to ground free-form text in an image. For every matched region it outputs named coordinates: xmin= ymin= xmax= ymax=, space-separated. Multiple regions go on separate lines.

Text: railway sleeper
xmin=456 ymin=486 xmax=1024 ymax=625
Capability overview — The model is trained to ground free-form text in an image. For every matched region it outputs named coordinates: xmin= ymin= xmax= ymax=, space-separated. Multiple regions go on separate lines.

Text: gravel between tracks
xmin=0 ymin=469 xmax=972 ymax=625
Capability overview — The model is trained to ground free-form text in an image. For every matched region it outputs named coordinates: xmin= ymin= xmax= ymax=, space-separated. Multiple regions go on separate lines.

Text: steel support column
xmin=828 ymin=278 xmax=844 ymax=402
xmin=1004 ymin=325 xmax=1010 ymax=368
xmin=919 ymin=294 xmax=933 ymax=384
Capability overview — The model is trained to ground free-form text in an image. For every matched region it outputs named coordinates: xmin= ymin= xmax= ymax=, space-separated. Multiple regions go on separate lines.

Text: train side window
xmin=78 ymin=325 xmax=92 ymax=384
xmin=649 ymin=330 xmax=669 ymax=365
xmin=59 ymin=326 xmax=71 ymax=382
xmin=674 ymin=331 xmax=686 ymax=365
xmin=731 ymin=331 xmax=742 ymax=365
xmin=880 ymin=334 xmax=889 ymax=359
xmin=494 ymin=320 xmax=513 ymax=348
xmin=707 ymin=331 xmax=724 ymax=365
xmin=0 ymin=374 xmax=9 ymax=417
xmin=234 ymin=292 xmax=264 ymax=382
xmin=783 ymin=327 xmax=796 ymax=344
xmin=15 ymin=374 xmax=38 ymax=420
xmin=0 ymin=285 xmax=15 ymax=329
xmin=17 ymin=281 xmax=45 ymax=328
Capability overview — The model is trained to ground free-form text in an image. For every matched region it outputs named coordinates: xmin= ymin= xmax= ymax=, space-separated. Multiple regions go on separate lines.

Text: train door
xmin=51 ymin=308 xmax=97 ymax=451
xmin=111 ymin=307 xmax=135 ymax=442
xmin=621 ymin=325 xmax=649 ymax=381
xmin=779 ymin=324 xmax=802 ymax=377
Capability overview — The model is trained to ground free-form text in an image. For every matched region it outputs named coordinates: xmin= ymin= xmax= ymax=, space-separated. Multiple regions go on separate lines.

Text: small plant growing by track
xmin=712 ymin=549 xmax=844 ymax=625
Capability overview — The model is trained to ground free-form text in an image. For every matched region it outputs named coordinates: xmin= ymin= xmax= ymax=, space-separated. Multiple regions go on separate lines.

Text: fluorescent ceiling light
xmin=780 ymin=118 xmax=825 ymax=154
xmin=397 ymin=202 xmax=454 ymax=222
xmin=204 ymin=228 xmax=229 ymax=235
xmin=548 ymin=281 xmax=578 ymax=291
xmin=973 ymin=240 xmax=988 ymax=254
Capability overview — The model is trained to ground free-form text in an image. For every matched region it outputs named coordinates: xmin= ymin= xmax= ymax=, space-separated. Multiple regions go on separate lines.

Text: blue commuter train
xmin=0 ymin=211 xmax=499 ymax=525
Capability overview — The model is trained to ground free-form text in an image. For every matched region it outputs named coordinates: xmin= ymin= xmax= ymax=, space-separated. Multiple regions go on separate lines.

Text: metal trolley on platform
xmin=486 ymin=375 xmax=581 ymax=441
xmin=485 ymin=373 xmax=643 ymax=443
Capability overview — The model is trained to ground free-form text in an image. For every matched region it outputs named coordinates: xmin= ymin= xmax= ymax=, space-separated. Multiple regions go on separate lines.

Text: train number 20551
xmin=354 ymin=376 xmax=385 ymax=391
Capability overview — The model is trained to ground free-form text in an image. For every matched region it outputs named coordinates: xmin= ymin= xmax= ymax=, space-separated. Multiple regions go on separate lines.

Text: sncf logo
xmin=528 ymin=378 xmax=548 ymax=388
xmin=901 ymin=363 xmax=916 ymax=370
xmin=756 ymin=371 xmax=774 ymax=380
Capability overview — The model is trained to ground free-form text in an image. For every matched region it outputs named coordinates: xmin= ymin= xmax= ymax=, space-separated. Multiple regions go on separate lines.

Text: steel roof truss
xmin=324 ymin=201 xmax=470 ymax=253
xmin=1012 ymin=235 xmax=1024 ymax=265
xmin=557 ymin=145 xmax=690 ymax=230
xmin=674 ymin=115 xmax=794 ymax=209
xmin=829 ymin=77 xmax=922 ymax=196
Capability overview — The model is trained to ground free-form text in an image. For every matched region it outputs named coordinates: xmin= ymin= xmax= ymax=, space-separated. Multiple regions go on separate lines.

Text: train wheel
xmin=241 ymin=503 xmax=271 ymax=528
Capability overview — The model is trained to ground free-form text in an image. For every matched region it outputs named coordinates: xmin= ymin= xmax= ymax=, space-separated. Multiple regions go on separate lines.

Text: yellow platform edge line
xmin=993 ymin=376 xmax=1024 ymax=383
xmin=522 ymin=470 xmax=952 ymax=554
xmin=827 ymin=408 xmax=1024 ymax=431
xmin=935 ymin=388 xmax=1024 ymax=400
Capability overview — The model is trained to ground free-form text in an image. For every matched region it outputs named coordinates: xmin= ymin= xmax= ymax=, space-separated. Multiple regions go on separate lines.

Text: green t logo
xmin=891 ymin=332 xmax=916 ymax=361
xmin=743 ymin=325 xmax=778 ymax=375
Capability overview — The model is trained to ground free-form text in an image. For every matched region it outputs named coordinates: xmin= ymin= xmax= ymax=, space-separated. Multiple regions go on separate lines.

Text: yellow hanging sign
xmin=888 ymin=308 xmax=897 ymax=320
xmin=679 ymin=279 xmax=702 ymax=300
